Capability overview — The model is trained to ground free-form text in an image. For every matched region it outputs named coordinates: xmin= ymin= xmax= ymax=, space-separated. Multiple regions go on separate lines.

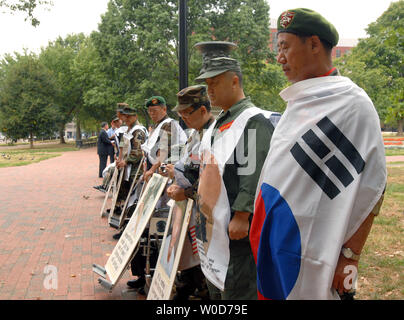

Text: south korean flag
xmin=250 ymin=76 xmax=386 ymax=300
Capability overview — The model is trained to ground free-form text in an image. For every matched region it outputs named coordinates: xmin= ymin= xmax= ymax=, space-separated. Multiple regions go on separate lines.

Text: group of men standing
xmin=94 ymin=8 xmax=386 ymax=300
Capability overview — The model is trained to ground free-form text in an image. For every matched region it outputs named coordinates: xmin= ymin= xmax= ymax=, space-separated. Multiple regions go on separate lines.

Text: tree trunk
xmin=59 ymin=125 xmax=66 ymax=144
xmin=75 ymin=120 xmax=82 ymax=148
xmin=398 ymin=119 xmax=403 ymax=136
xmin=29 ymin=131 xmax=34 ymax=149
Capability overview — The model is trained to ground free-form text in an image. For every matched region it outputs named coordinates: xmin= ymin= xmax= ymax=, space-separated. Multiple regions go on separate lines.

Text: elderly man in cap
xmin=159 ymin=85 xmax=215 ymax=300
xmin=193 ymin=41 xmax=279 ymax=300
xmin=126 ymin=96 xmax=187 ymax=294
xmin=112 ymin=104 xmax=148 ymax=214
xmin=142 ymin=96 xmax=187 ymax=182
xmin=250 ymin=8 xmax=386 ymax=300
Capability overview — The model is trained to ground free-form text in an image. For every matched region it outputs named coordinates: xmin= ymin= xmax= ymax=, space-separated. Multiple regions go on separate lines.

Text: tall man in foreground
xmin=194 ymin=42 xmax=278 ymax=300
xmin=250 ymin=8 xmax=386 ymax=300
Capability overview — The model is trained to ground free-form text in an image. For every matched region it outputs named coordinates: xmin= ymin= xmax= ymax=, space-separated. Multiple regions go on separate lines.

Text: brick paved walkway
xmin=0 ymin=148 xmax=401 ymax=301
xmin=0 ymin=148 xmax=139 ymax=300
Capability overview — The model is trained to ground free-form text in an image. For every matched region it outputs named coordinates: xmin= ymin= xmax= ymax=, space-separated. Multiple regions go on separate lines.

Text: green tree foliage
xmin=335 ymin=0 xmax=404 ymax=134
xmin=0 ymin=0 xmax=53 ymax=26
xmin=39 ymin=34 xmax=114 ymax=140
xmin=91 ymin=0 xmax=287 ymax=121
xmin=0 ymin=53 xmax=59 ymax=147
xmin=39 ymin=34 xmax=87 ymax=143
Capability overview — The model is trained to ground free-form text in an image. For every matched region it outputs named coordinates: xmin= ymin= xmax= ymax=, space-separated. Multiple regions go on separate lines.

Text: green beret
xmin=173 ymin=85 xmax=209 ymax=112
xmin=145 ymin=96 xmax=166 ymax=108
xmin=277 ymin=8 xmax=339 ymax=47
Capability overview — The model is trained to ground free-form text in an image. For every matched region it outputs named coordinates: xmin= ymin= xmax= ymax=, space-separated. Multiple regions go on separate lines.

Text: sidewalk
xmin=0 ymin=148 xmax=139 ymax=300
xmin=0 ymin=149 xmax=401 ymax=300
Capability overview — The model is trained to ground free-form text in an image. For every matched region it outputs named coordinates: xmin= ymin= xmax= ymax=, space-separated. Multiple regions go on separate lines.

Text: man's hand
xmin=117 ymin=160 xmax=127 ymax=169
xmin=158 ymin=164 xmax=175 ymax=179
xmin=332 ymin=254 xmax=359 ymax=295
xmin=167 ymin=184 xmax=186 ymax=201
xmin=228 ymin=211 xmax=251 ymax=240
xmin=143 ymin=169 xmax=154 ymax=182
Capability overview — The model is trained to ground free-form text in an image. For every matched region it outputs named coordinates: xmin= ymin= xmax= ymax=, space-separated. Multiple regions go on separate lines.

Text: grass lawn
xmin=385 ymin=148 xmax=404 ymax=156
xmin=0 ymin=143 xmax=78 ymax=168
xmin=356 ymin=164 xmax=404 ymax=300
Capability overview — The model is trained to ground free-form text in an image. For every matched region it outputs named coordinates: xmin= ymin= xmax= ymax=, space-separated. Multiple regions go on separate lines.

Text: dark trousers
xmin=130 ymin=228 xmax=158 ymax=278
xmin=207 ymin=241 xmax=257 ymax=300
xmin=98 ymin=154 xmax=108 ymax=178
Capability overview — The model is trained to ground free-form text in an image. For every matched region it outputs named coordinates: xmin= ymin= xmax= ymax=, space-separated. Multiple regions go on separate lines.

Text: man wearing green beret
xmin=249 ymin=8 xmax=386 ymax=300
xmin=193 ymin=41 xmax=279 ymax=300
xmin=126 ymin=96 xmax=187 ymax=293
xmin=141 ymin=96 xmax=187 ymax=183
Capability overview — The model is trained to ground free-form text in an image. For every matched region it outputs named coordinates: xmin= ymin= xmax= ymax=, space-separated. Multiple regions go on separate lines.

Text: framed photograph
xmin=147 ymin=199 xmax=194 ymax=300
xmin=102 ymin=173 xmax=168 ymax=286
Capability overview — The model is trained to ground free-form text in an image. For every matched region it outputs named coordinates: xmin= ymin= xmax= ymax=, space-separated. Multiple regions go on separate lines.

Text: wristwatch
xmin=341 ymin=247 xmax=360 ymax=261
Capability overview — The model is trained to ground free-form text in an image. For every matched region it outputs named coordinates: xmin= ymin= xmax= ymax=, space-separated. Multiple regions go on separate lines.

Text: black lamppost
xmin=178 ymin=0 xmax=188 ymax=130
xmin=179 ymin=0 xmax=188 ymax=91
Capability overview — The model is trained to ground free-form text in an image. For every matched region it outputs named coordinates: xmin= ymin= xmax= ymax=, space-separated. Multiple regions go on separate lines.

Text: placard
xmin=147 ymin=199 xmax=194 ymax=300
xmin=99 ymin=165 xmax=119 ymax=217
xmin=103 ymin=173 xmax=168 ymax=285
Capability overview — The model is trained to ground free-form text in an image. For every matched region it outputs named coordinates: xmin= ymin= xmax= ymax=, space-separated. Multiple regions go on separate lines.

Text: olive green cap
xmin=173 ymin=85 xmax=209 ymax=112
xmin=194 ymin=41 xmax=241 ymax=82
xmin=145 ymin=96 xmax=166 ymax=108
xmin=277 ymin=8 xmax=339 ymax=47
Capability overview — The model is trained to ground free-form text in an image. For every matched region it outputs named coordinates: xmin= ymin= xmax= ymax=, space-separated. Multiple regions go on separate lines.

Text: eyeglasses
xmin=178 ymin=105 xmax=202 ymax=118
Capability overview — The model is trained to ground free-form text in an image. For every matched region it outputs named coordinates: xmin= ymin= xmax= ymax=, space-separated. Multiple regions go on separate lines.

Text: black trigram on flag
xmin=290 ymin=116 xmax=366 ymax=200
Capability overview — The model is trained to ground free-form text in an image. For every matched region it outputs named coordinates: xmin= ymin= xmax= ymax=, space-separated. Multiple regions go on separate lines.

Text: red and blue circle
xmin=252 ymin=183 xmax=302 ymax=300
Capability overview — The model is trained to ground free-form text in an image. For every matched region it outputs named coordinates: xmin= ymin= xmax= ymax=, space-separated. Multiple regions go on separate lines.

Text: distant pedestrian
xmin=97 ymin=122 xmax=114 ymax=178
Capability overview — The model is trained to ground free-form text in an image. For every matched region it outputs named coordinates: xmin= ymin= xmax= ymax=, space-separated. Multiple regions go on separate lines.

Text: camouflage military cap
xmin=173 ymin=85 xmax=209 ymax=112
xmin=277 ymin=8 xmax=339 ymax=47
xmin=145 ymin=96 xmax=166 ymax=108
xmin=120 ymin=104 xmax=137 ymax=116
xmin=116 ymin=102 xmax=129 ymax=113
xmin=194 ymin=41 xmax=241 ymax=82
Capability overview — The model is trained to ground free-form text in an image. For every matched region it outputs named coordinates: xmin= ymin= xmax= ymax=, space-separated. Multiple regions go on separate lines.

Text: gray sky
xmin=0 ymin=0 xmax=397 ymax=58
xmin=267 ymin=0 xmax=395 ymax=40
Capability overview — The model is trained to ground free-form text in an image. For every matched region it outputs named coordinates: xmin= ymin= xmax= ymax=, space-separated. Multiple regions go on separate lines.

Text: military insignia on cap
xmin=152 ymin=98 xmax=158 ymax=105
xmin=280 ymin=11 xmax=295 ymax=28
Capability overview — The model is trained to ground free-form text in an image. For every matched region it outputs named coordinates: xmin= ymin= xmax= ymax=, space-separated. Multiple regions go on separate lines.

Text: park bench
xmin=76 ymin=138 xmax=97 ymax=149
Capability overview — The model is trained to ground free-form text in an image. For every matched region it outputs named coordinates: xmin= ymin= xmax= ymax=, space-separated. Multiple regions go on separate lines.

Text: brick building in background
xmin=269 ymin=19 xmax=358 ymax=59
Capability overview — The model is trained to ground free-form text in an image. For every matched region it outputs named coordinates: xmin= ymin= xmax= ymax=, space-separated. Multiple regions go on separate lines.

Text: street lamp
xmin=179 ymin=0 xmax=188 ymax=91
